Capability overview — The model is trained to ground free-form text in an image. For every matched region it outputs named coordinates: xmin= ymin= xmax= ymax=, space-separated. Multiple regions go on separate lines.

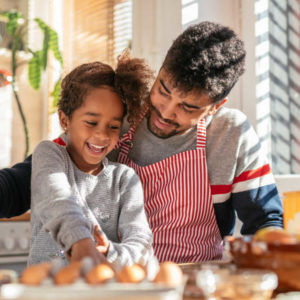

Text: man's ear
xmin=209 ymin=98 xmax=227 ymax=115
xmin=215 ymin=98 xmax=227 ymax=110
xmin=58 ymin=110 xmax=69 ymax=132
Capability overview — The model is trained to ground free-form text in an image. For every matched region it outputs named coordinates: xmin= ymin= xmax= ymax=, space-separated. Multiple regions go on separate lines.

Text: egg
xmin=254 ymin=227 xmax=298 ymax=244
xmin=54 ymin=261 xmax=82 ymax=285
xmin=153 ymin=262 xmax=183 ymax=286
xmin=85 ymin=263 xmax=115 ymax=284
xmin=116 ymin=264 xmax=145 ymax=283
xmin=20 ymin=262 xmax=51 ymax=285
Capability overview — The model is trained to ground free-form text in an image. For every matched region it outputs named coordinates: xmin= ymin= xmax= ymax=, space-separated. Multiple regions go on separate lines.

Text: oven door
xmin=0 ymin=212 xmax=30 ymax=274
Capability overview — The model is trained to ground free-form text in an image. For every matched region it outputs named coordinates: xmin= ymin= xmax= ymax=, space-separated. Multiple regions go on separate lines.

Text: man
xmin=0 ymin=22 xmax=283 ymax=263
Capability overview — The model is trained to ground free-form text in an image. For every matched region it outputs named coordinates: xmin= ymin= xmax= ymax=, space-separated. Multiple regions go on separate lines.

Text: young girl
xmin=29 ymin=52 xmax=154 ymax=267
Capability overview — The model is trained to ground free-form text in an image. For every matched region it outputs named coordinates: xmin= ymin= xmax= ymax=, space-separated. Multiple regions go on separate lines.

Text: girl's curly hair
xmin=162 ymin=21 xmax=246 ymax=102
xmin=58 ymin=50 xmax=154 ymax=124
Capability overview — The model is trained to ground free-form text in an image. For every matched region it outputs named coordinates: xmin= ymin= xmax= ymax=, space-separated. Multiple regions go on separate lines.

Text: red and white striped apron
xmin=117 ymin=109 xmax=223 ymax=263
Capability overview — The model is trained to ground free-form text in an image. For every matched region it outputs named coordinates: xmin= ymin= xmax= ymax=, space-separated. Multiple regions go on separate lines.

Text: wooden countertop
xmin=0 ymin=211 xmax=30 ymax=222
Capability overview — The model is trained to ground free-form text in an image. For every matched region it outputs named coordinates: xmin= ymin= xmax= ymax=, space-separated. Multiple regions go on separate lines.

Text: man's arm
xmin=0 ymin=155 xmax=32 ymax=218
xmin=231 ymin=120 xmax=283 ymax=234
xmin=208 ymin=109 xmax=283 ymax=237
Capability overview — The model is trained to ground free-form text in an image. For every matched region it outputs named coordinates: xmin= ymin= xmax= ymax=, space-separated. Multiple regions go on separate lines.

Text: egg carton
xmin=0 ymin=258 xmax=185 ymax=300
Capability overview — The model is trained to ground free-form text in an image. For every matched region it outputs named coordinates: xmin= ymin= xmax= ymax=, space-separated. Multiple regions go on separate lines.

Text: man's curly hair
xmin=58 ymin=51 xmax=154 ymax=124
xmin=162 ymin=21 xmax=246 ymax=102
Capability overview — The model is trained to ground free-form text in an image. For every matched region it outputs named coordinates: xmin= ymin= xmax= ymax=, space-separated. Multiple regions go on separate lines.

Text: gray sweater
xmin=29 ymin=141 xmax=152 ymax=266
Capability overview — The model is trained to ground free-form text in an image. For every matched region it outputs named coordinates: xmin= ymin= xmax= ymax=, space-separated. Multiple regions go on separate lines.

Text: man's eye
xmin=86 ymin=121 xmax=97 ymax=126
xmin=182 ymin=105 xmax=195 ymax=113
xmin=158 ymin=87 xmax=168 ymax=97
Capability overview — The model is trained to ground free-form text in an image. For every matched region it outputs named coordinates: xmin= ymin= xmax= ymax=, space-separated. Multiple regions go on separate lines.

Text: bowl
xmin=0 ymin=269 xmax=18 ymax=285
xmin=227 ymin=236 xmax=300 ymax=292
xmin=196 ymin=266 xmax=277 ymax=300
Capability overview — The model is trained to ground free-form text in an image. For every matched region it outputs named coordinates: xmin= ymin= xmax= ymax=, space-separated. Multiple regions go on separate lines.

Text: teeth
xmin=89 ymin=143 xmax=104 ymax=150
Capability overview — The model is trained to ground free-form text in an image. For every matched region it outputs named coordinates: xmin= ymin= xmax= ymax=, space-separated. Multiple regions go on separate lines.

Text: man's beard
xmin=147 ymin=104 xmax=185 ymax=139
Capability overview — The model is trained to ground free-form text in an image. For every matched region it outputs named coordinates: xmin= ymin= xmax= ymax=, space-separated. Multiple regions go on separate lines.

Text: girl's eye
xmin=86 ymin=121 xmax=97 ymax=126
xmin=110 ymin=125 xmax=121 ymax=130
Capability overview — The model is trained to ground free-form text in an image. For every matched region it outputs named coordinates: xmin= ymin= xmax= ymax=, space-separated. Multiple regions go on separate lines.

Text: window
xmin=255 ymin=0 xmax=300 ymax=174
xmin=182 ymin=0 xmax=199 ymax=28
xmin=62 ymin=0 xmax=132 ymax=72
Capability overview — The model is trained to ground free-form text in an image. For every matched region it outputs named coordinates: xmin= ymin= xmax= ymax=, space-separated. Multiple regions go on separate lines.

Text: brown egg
xmin=116 ymin=264 xmax=146 ymax=283
xmin=20 ymin=262 xmax=51 ymax=285
xmin=153 ymin=262 xmax=183 ymax=286
xmin=254 ymin=227 xmax=298 ymax=244
xmin=54 ymin=261 xmax=82 ymax=285
xmin=85 ymin=263 xmax=115 ymax=284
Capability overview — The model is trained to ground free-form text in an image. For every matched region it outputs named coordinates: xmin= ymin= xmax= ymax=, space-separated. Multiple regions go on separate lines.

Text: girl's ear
xmin=58 ymin=110 xmax=70 ymax=132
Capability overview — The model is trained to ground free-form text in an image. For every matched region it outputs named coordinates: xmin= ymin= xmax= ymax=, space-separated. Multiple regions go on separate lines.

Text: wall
xmin=0 ymin=49 xmax=44 ymax=166
xmin=132 ymin=0 xmax=182 ymax=73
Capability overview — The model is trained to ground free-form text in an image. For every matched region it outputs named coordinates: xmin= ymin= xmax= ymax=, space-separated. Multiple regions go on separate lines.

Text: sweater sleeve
xmin=31 ymin=141 xmax=93 ymax=251
xmin=106 ymin=167 xmax=153 ymax=266
xmin=230 ymin=118 xmax=283 ymax=234
xmin=208 ymin=109 xmax=283 ymax=237
xmin=0 ymin=156 xmax=32 ymax=218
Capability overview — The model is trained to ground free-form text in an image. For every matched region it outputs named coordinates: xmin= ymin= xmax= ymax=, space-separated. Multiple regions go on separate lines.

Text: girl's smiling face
xmin=59 ymin=87 xmax=124 ymax=175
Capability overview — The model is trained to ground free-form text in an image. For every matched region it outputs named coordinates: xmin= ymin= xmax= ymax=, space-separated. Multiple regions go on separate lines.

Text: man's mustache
xmin=150 ymin=104 xmax=179 ymax=127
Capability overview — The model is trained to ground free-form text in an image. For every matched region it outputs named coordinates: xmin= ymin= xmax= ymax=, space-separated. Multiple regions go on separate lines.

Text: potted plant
xmin=0 ymin=9 xmax=63 ymax=159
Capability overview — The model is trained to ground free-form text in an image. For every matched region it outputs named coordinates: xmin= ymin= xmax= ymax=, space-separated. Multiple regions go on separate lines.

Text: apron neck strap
xmin=196 ymin=118 xmax=207 ymax=149
xmin=119 ymin=104 xmax=207 ymax=150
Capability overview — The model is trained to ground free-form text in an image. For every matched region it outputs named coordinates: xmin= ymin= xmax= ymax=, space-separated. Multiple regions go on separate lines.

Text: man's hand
xmin=69 ymin=237 xmax=106 ymax=265
xmin=94 ymin=225 xmax=110 ymax=256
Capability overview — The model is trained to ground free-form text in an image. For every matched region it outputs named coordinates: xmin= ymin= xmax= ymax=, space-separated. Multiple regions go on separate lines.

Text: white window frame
xmin=239 ymin=0 xmax=300 ymax=194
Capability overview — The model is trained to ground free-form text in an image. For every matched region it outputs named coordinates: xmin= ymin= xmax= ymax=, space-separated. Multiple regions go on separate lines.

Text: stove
xmin=0 ymin=213 xmax=30 ymax=274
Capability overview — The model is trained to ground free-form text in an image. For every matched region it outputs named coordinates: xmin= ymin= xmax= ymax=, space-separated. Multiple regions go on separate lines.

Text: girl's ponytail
xmin=114 ymin=50 xmax=154 ymax=125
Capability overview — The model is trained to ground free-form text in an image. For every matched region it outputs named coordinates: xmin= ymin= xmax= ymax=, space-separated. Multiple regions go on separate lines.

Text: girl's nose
xmin=94 ymin=128 xmax=110 ymax=142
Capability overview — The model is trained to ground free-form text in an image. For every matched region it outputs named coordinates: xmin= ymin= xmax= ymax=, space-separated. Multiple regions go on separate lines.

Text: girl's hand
xmin=68 ymin=237 xmax=106 ymax=265
xmin=94 ymin=225 xmax=110 ymax=256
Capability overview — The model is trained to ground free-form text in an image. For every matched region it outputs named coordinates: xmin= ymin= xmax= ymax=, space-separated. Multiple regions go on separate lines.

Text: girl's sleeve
xmin=31 ymin=141 xmax=93 ymax=252
xmin=106 ymin=168 xmax=153 ymax=266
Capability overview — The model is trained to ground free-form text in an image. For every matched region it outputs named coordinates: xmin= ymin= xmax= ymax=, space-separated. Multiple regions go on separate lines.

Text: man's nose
xmin=160 ymin=101 xmax=176 ymax=120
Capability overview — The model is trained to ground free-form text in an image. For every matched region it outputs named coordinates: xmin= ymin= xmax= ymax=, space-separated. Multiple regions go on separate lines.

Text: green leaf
xmin=51 ymin=77 xmax=62 ymax=109
xmin=41 ymin=28 xmax=49 ymax=70
xmin=28 ymin=52 xmax=41 ymax=90
xmin=2 ymin=10 xmax=23 ymax=35
xmin=48 ymin=29 xmax=63 ymax=66
xmin=34 ymin=18 xmax=63 ymax=67
xmin=34 ymin=17 xmax=47 ymax=30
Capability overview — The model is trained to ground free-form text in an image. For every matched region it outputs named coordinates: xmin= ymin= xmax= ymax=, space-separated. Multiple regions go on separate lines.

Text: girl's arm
xmin=31 ymin=141 xmax=94 ymax=254
xmin=105 ymin=168 xmax=153 ymax=267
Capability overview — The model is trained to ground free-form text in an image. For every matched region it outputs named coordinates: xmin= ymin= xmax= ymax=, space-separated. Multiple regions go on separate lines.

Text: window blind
xmin=63 ymin=0 xmax=132 ymax=72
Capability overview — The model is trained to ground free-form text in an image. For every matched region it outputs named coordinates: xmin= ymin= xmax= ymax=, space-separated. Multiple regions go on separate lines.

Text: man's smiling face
xmin=148 ymin=69 xmax=225 ymax=139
